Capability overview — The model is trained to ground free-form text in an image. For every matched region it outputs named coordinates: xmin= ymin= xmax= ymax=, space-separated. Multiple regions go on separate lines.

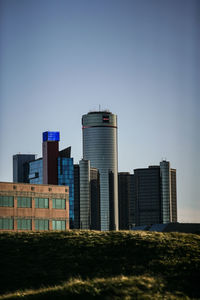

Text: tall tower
xmin=160 ymin=160 xmax=177 ymax=223
xmin=42 ymin=131 xmax=59 ymax=185
xmin=82 ymin=111 xmax=118 ymax=231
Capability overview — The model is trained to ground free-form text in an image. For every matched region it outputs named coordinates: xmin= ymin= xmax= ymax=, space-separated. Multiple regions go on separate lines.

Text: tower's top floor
xmin=82 ymin=111 xmax=117 ymax=128
xmin=43 ymin=131 xmax=60 ymax=142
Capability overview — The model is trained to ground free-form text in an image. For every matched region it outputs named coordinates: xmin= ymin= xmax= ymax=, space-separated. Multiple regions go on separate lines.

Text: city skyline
xmin=0 ymin=0 xmax=199 ymax=223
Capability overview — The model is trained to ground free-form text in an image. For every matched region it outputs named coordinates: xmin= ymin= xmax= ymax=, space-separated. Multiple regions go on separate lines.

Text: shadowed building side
xmin=74 ymin=164 xmax=80 ymax=229
xmin=118 ymin=172 xmax=135 ymax=230
xmin=13 ymin=154 xmax=36 ymax=183
xmin=90 ymin=167 xmax=100 ymax=230
xmin=134 ymin=166 xmax=161 ymax=226
xmin=133 ymin=161 xmax=177 ymax=227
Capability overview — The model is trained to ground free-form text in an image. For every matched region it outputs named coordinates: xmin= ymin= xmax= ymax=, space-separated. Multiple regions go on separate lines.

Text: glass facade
xmin=79 ymin=160 xmax=90 ymax=229
xmin=118 ymin=173 xmax=135 ymax=229
xmin=171 ymin=169 xmax=177 ymax=222
xmin=134 ymin=167 xmax=161 ymax=226
xmin=35 ymin=219 xmax=49 ymax=230
xmin=82 ymin=112 xmax=118 ymax=231
xmin=43 ymin=131 xmax=60 ymax=142
xmin=52 ymin=220 xmax=66 ymax=230
xmin=29 ymin=159 xmax=43 ymax=184
xmin=0 ymin=218 xmax=14 ymax=229
xmin=58 ymin=157 xmax=74 ymax=227
xmin=17 ymin=197 xmax=32 ymax=208
xmin=35 ymin=198 xmax=49 ymax=208
xmin=13 ymin=154 xmax=35 ymax=183
xmin=0 ymin=196 xmax=14 ymax=207
xmin=160 ymin=161 xmax=171 ymax=223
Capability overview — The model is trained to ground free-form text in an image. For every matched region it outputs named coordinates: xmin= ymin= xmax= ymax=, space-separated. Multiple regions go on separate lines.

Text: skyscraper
xmin=58 ymin=156 xmax=74 ymax=228
xmin=13 ymin=154 xmax=36 ymax=183
xmin=170 ymin=168 xmax=177 ymax=223
xmin=133 ymin=160 xmax=177 ymax=226
xmin=82 ymin=111 xmax=118 ymax=231
xmin=134 ymin=166 xmax=161 ymax=226
xmin=79 ymin=159 xmax=100 ymax=230
xmin=79 ymin=160 xmax=90 ymax=229
xmin=74 ymin=164 xmax=80 ymax=229
xmin=160 ymin=160 xmax=177 ymax=223
xmin=118 ymin=172 xmax=134 ymax=230
xmin=42 ymin=131 xmax=60 ymax=185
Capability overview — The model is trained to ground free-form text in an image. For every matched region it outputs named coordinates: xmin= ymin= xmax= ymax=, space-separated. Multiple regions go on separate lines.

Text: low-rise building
xmin=0 ymin=182 xmax=69 ymax=231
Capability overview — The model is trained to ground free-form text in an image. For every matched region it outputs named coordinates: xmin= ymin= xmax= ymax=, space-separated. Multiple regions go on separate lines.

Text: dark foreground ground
xmin=0 ymin=230 xmax=199 ymax=299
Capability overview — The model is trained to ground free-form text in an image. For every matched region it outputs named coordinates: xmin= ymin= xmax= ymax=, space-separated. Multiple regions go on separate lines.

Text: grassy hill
xmin=0 ymin=230 xmax=199 ymax=299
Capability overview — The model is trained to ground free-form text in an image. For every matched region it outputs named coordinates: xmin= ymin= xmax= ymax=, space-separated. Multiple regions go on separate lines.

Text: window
xmin=35 ymin=219 xmax=49 ymax=230
xmin=0 ymin=218 xmax=14 ymax=229
xmin=17 ymin=197 xmax=32 ymax=208
xmin=52 ymin=198 xmax=66 ymax=209
xmin=0 ymin=196 xmax=14 ymax=207
xmin=17 ymin=219 xmax=32 ymax=230
xmin=52 ymin=220 xmax=66 ymax=230
xmin=35 ymin=198 xmax=49 ymax=208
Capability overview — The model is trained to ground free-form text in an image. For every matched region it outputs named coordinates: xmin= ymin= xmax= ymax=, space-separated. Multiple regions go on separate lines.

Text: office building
xmin=13 ymin=132 xmax=75 ymax=228
xmin=42 ymin=131 xmax=60 ymax=185
xmin=118 ymin=172 xmax=134 ymax=230
xmin=90 ymin=166 xmax=100 ymax=230
xmin=13 ymin=154 xmax=36 ymax=183
xmin=160 ymin=160 xmax=177 ymax=223
xmin=58 ymin=156 xmax=74 ymax=228
xmin=74 ymin=164 xmax=80 ymax=229
xmin=0 ymin=182 xmax=69 ymax=231
xmin=133 ymin=160 xmax=177 ymax=226
xmin=79 ymin=160 xmax=90 ymax=229
xmin=171 ymin=168 xmax=177 ymax=223
xmin=79 ymin=160 xmax=100 ymax=230
xmin=82 ymin=111 xmax=118 ymax=231
xmin=29 ymin=158 xmax=43 ymax=184
xmin=134 ymin=166 xmax=161 ymax=226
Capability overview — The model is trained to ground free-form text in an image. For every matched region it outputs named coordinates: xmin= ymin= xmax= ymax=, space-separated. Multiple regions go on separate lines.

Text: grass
xmin=0 ymin=230 xmax=199 ymax=299
xmin=0 ymin=276 xmax=191 ymax=300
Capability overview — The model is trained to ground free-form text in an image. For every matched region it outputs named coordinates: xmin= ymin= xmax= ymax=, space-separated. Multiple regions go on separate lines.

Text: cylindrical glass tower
xmin=82 ymin=111 xmax=118 ymax=231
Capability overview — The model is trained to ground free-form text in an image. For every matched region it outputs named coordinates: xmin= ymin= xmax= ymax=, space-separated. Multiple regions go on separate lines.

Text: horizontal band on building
xmin=0 ymin=217 xmax=69 ymax=220
xmin=82 ymin=125 xmax=117 ymax=129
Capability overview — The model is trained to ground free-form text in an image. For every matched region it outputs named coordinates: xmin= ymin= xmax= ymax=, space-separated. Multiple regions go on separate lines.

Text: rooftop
xmin=88 ymin=110 xmax=111 ymax=115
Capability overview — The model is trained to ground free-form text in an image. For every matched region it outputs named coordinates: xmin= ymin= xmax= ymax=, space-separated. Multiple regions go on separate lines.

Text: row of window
xmin=0 ymin=196 xmax=66 ymax=209
xmin=0 ymin=218 xmax=66 ymax=230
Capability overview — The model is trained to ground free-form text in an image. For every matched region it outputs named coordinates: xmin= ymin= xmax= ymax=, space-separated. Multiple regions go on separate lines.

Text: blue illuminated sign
xmin=43 ymin=131 xmax=60 ymax=142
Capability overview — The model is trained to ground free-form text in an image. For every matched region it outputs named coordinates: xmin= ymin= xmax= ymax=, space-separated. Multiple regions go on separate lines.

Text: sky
xmin=0 ymin=0 xmax=199 ymax=223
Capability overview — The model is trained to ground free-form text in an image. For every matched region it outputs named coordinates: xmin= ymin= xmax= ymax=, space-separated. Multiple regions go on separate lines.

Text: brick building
xmin=0 ymin=182 xmax=69 ymax=231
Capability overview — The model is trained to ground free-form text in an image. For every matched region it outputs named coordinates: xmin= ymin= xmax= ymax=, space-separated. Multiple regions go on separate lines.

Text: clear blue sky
xmin=0 ymin=0 xmax=199 ymax=222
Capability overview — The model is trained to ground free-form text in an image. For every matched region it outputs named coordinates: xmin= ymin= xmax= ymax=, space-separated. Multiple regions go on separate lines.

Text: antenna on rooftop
xmin=99 ymin=104 xmax=101 ymax=111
